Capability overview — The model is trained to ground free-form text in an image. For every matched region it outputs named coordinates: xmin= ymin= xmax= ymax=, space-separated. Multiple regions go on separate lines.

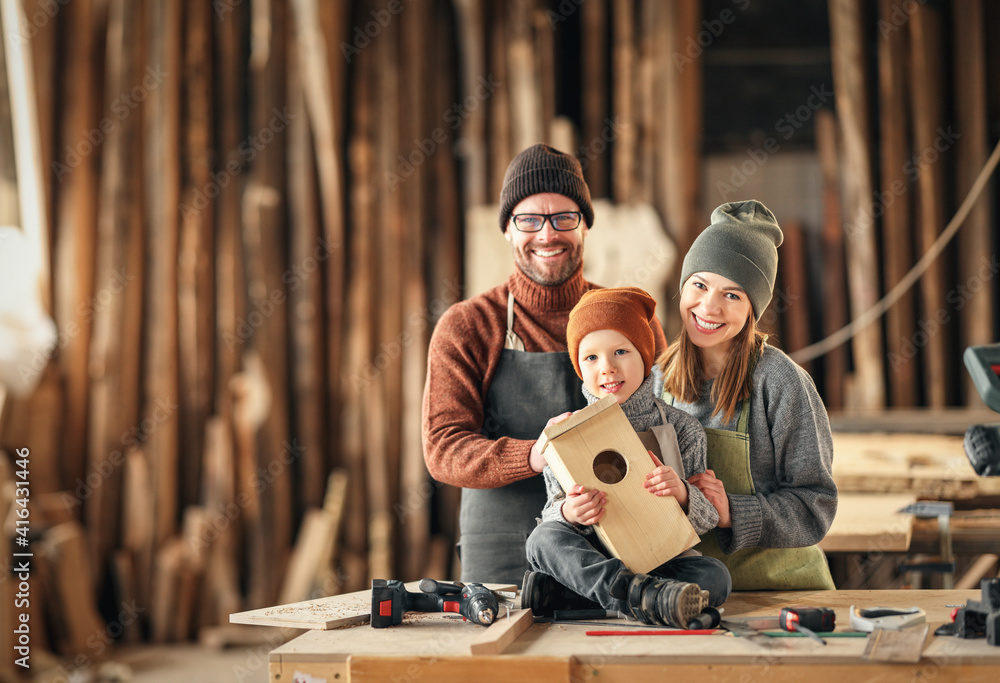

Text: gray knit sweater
xmin=540 ymin=372 xmax=719 ymax=535
xmin=667 ymin=344 xmax=837 ymax=553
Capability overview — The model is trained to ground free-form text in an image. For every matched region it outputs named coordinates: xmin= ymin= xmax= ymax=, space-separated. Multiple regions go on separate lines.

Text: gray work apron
xmin=458 ymin=293 xmax=587 ymax=586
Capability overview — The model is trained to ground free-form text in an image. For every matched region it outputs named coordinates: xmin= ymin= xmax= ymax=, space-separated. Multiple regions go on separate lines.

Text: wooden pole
xmin=908 ymin=1 xmax=951 ymax=407
xmin=953 ymin=0 xmax=994 ymax=405
xmin=611 ymin=0 xmax=634 ymax=203
xmin=87 ymin=0 xmax=145 ymax=582
xmin=877 ymin=0 xmax=917 ymax=407
xmin=815 ymin=110 xmax=848 ymax=410
xmin=828 ymin=0 xmax=885 ymax=409
xmin=581 ymin=0 xmax=608 ymax=197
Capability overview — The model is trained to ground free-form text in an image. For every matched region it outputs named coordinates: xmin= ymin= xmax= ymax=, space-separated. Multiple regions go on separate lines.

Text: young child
xmin=522 ymin=287 xmax=731 ymax=627
xmin=661 ymin=200 xmax=837 ymax=590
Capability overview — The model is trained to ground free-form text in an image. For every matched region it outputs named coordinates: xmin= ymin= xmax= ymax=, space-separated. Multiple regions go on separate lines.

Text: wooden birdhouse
xmin=538 ymin=394 xmax=699 ymax=573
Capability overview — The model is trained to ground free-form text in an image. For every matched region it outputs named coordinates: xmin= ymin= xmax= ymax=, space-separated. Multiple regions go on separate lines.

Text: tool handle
xmin=419 ymin=578 xmax=463 ymax=595
xmin=780 ymin=607 xmax=835 ymax=633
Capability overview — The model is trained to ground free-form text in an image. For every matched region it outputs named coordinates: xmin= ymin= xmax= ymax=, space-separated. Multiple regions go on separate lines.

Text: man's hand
xmin=687 ymin=469 xmax=731 ymax=527
xmin=528 ymin=412 xmax=574 ymax=472
xmin=562 ymin=484 xmax=606 ymax=526
xmin=643 ymin=464 xmax=688 ymax=511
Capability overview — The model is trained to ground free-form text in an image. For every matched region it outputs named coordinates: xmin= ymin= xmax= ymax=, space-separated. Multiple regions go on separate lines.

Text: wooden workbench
xmin=268 ymin=590 xmax=1000 ymax=682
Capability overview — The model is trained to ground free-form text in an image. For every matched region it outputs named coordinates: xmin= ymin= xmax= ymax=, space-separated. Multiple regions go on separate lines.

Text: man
xmin=422 ymin=144 xmax=667 ymax=584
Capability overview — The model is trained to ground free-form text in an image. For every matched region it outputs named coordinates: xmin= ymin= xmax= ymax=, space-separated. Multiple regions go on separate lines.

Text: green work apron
xmin=667 ymin=393 xmax=835 ymax=590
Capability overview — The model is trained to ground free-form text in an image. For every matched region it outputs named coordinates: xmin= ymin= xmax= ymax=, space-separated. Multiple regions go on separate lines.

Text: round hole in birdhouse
xmin=593 ymin=450 xmax=628 ymax=485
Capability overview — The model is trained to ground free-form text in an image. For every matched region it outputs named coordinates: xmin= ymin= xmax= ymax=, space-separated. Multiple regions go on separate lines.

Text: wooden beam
xmin=814 ymin=110 xmax=848 ymax=410
xmin=827 ymin=0 xmax=885 ymax=409
xmin=952 ymin=0 xmax=994 ymax=405
xmin=146 ymin=0 xmax=182 ymax=552
xmin=611 ymin=0 xmax=635 ymax=203
xmin=908 ymin=1 xmax=951 ymax=407
xmin=51 ymin=0 xmax=99 ymax=499
xmin=878 ymin=0 xmax=917 ymax=408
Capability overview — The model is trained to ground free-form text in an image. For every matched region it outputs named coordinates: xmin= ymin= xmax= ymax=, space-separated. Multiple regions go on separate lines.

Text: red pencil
xmin=586 ymin=629 xmax=722 ymax=636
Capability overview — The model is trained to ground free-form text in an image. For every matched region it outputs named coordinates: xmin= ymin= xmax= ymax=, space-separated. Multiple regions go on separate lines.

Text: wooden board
xmin=468 ymin=608 xmax=534 ymax=655
xmin=831 ymin=432 xmax=1000 ymax=499
xmin=819 ymin=492 xmax=916 ymax=553
xmin=541 ymin=395 xmax=698 ymax=573
xmin=231 ymin=582 xmax=517 ymax=631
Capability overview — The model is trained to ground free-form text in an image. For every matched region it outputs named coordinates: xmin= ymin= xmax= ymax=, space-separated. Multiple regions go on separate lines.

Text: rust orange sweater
xmin=422 ymin=264 xmax=667 ymax=489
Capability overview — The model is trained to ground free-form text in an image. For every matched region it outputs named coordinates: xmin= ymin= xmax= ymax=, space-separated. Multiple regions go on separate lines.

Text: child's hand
xmin=688 ymin=469 xmax=730 ymax=527
xmin=529 ymin=412 xmax=574 ymax=472
xmin=562 ymin=485 xmax=606 ymax=526
xmin=644 ymin=465 xmax=688 ymax=511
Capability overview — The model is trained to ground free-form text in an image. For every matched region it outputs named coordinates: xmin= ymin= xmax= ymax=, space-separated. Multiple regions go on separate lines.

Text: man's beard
xmin=511 ymin=240 xmax=584 ymax=286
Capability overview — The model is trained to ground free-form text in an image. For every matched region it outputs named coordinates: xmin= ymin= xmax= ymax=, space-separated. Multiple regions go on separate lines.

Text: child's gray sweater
xmin=540 ymin=372 xmax=719 ymax=535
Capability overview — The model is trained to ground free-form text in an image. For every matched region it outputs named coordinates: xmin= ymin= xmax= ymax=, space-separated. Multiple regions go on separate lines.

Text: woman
xmin=659 ymin=200 xmax=836 ymax=590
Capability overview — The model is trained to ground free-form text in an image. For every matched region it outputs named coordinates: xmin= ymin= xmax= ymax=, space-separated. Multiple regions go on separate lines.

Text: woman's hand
xmin=528 ymin=412 xmax=574 ymax=472
xmin=688 ymin=469 xmax=731 ymax=527
xmin=562 ymin=485 xmax=606 ymax=526
xmin=644 ymin=464 xmax=688 ymax=511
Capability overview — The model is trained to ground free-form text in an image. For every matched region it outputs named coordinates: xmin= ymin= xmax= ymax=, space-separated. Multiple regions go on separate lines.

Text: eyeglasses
xmin=510 ymin=211 xmax=584 ymax=232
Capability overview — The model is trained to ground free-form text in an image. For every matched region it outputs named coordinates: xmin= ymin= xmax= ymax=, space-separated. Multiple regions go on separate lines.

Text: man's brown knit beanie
xmin=567 ymin=287 xmax=657 ymax=380
xmin=498 ymin=144 xmax=594 ymax=232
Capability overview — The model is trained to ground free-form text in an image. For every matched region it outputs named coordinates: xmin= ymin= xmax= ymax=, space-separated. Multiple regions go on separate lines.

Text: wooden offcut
xmin=539 ymin=395 xmax=698 ymax=574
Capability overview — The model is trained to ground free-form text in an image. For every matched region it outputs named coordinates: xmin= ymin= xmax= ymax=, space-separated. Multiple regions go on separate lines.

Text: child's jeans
xmin=526 ymin=520 xmax=732 ymax=612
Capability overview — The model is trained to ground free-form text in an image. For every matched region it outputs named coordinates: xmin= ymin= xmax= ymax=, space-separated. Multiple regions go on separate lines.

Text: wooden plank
xmin=814 ymin=110 xmax=847 ymax=410
xmin=178 ymin=0 xmax=215 ymax=527
xmin=198 ymin=416 xmax=242 ymax=628
xmin=877 ymin=0 xmax=917 ymax=408
xmin=611 ymin=0 xmax=635 ymax=203
xmin=233 ymin=582 xmax=516 ymax=630
xmin=952 ymin=0 xmax=994 ymax=406
xmin=908 ymin=1 xmax=951 ymax=408
xmin=828 ymin=0 xmax=885 ymax=410
xmin=468 ymin=608 xmax=534 ymax=655
xmin=818 ymin=492 xmax=915 ymax=553
xmin=212 ymin=0 xmax=247 ymax=414
xmin=580 ymin=0 xmax=608 ymax=197
xmin=452 ymin=0 xmax=488 ymax=205
xmin=488 ymin=0 xmax=512 ymax=196
xmin=911 ymin=510 xmax=1000 ymax=554
xmin=773 ymin=220 xmax=810 ymax=374
xmin=829 ymin=407 xmax=998 ymax=435
xmin=340 ymin=0 xmax=377 ymax=592
xmin=349 ymin=656 xmax=571 ymax=683
xmin=398 ymin=0 xmax=432 ymax=581
xmin=831 ymin=432 xmax=1000 ymax=499
xmin=507 ymin=0 xmax=542 ymax=151
xmin=244 ymin=0 xmax=292 ymax=606
xmin=41 ymin=522 xmax=107 ymax=654
xmin=286 ymin=35 xmax=326 ymax=510
xmin=87 ymin=0 xmax=144 ymax=583
xmin=121 ymin=448 xmax=155 ymax=614
xmin=314 ymin=469 xmax=349 ymax=596
xmin=51 ymin=0 xmax=99 ymax=491
xmin=146 ymin=0 xmax=182 ymax=551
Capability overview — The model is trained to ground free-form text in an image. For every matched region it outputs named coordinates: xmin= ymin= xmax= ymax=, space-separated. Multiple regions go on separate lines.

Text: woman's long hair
xmin=658 ymin=311 xmax=766 ymax=425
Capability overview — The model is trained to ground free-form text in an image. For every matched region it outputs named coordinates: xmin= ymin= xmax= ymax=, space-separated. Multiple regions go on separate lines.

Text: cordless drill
xmin=371 ymin=578 xmax=501 ymax=628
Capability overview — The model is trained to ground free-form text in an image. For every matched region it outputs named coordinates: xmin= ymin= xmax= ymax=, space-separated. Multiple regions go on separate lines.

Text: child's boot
xmin=520 ymin=570 xmax=601 ymax=616
xmin=609 ymin=569 xmax=707 ymax=628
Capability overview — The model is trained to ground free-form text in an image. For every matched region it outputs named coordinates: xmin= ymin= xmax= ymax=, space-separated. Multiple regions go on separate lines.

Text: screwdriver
xmin=780 ymin=607 xmax=835 ymax=645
